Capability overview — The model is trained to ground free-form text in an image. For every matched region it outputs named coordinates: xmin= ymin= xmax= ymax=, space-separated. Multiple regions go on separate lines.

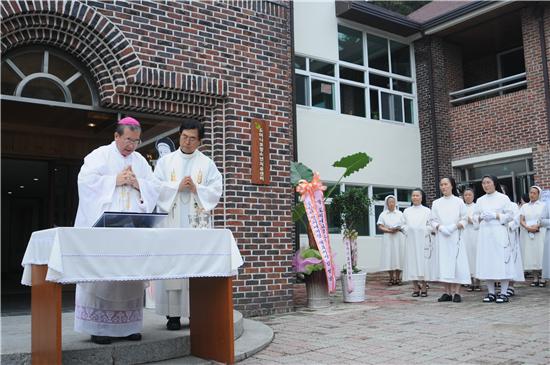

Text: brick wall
xmin=415 ymin=4 xmax=550 ymax=202
xmin=1 ymin=0 xmax=295 ymax=316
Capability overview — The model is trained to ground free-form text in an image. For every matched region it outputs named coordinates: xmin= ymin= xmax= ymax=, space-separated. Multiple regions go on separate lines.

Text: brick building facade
xmin=414 ymin=2 xmax=550 ymax=202
xmin=1 ymin=0 xmax=294 ymax=316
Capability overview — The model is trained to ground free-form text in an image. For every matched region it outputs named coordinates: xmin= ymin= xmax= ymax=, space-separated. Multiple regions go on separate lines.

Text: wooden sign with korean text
xmin=251 ymin=119 xmax=270 ymax=185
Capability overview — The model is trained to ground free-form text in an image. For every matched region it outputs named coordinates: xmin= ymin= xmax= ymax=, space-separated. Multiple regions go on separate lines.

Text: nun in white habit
xmin=539 ymin=200 xmax=550 ymax=280
xmin=462 ymin=187 xmax=480 ymax=291
xmin=153 ymin=118 xmax=223 ymax=330
xmin=505 ymin=200 xmax=525 ymax=297
xmin=378 ymin=195 xmax=405 ymax=285
xmin=431 ymin=177 xmax=470 ymax=303
xmin=74 ymin=117 xmax=161 ymax=344
xmin=402 ymin=189 xmax=436 ymax=297
xmin=474 ymin=175 xmax=515 ymax=303
xmin=519 ymin=185 xmax=546 ymax=287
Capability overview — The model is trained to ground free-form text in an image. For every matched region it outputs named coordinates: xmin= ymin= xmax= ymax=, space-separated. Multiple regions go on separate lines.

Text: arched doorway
xmin=1 ymin=46 xmax=181 ymax=313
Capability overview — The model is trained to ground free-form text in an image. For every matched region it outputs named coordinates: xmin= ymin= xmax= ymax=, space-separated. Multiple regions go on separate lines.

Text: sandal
xmin=530 ymin=281 xmax=539 ymax=287
xmin=420 ymin=291 xmax=428 ymax=297
xmin=483 ymin=293 xmax=496 ymax=303
xmin=496 ymin=294 xmax=509 ymax=303
xmin=539 ymin=281 xmax=547 ymax=287
xmin=506 ymin=287 xmax=515 ymax=297
xmin=412 ymin=291 xmax=420 ymax=297
xmin=396 ymin=280 xmax=403 ymax=286
xmin=466 ymin=286 xmax=474 ymax=292
xmin=474 ymin=286 xmax=481 ymax=291
xmin=388 ymin=280 xmax=395 ymax=286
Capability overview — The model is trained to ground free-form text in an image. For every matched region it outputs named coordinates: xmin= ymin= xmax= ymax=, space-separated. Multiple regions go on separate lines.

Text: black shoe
xmin=91 ymin=335 xmax=112 ymax=345
xmin=437 ymin=293 xmax=452 ymax=302
xmin=166 ymin=316 xmax=181 ymax=331
xmin=126 ymin=333 xmax=142 ymax=341
xmin=452 ymin=294 xmax=462 ymax=303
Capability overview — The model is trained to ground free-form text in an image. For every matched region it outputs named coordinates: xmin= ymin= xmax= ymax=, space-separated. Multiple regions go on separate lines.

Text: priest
xmin=153 ymin=118 xmax=223 ymax=330
xmin=74 ymin=117 xmax=161 ymax=344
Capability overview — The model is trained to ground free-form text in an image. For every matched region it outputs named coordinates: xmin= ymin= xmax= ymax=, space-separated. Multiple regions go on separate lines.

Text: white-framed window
xmin=295 ymin=24 xmax=416 ymax=125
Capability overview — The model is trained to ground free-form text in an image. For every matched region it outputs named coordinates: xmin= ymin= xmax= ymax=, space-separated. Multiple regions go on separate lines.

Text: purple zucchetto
xmin=117 ymin=117 xmax=141 ymax=126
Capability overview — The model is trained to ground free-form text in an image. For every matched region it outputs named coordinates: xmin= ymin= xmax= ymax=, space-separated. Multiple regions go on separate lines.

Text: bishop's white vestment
xmin=74 ymin=141 xmax=161 ymax=337
xmin=153 ymin=149 xmax=222 ymax=318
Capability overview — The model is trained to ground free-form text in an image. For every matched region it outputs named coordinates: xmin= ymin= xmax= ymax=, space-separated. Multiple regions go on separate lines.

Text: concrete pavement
xmin=240 ymin=273 xmax=550 ymax=365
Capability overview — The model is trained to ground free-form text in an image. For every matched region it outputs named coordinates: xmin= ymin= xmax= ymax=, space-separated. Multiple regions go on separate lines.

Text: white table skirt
xmin=21 ymin=227 xmax=243 ymax=285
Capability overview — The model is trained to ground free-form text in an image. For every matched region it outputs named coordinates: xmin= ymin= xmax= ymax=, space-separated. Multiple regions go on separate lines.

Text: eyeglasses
xmin=123 ymin=137 xmax=141 ymax=146
xmin=180 ymin=134 xmax=198 ymax=143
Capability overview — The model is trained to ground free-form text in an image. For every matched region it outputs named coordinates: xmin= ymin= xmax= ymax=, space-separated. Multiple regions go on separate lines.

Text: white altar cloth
xmin=21 ymin=227 xmax=243 ymax=285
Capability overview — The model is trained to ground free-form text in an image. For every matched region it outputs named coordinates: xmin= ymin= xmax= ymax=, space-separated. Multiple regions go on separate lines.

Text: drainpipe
xmin=536 ymin=4 xmax=550 ymax=140
xmin=427 ymin=36 xmax=441 ymax=198
xmin=289 ymin=2 xmax=300 ymax=251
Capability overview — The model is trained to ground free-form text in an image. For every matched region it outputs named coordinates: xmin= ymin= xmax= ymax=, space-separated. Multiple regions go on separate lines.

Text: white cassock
xmin=431 ymin=195 xmax=470 ymax=284
xmin=474 ymin=192 xmax=515 ymax=280
xmin=463 ymin=202 xmax=479 ymax=276
xmin=507 ymin=202 xmax=525 ymax=282
xmin=378 ymin=209 xmax=405 ymax=271
xmin=153 ymin=149 xmax=222 ymax=317
xmin=402 ymin=205 xmax=437 ymax=281
xmin=74 ymin=141 xmax=161 ymax=337
xmin=539 ymin=203 xmax=550 ymax=279
xmin=519 ymin=200 xmax=546 ymax=270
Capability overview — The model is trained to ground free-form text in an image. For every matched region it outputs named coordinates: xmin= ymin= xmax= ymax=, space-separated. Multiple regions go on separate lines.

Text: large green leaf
xmin=290 ymin=162 xmax=313 ymax=186
xmin=332 ymin=152 xmax=372 ymax=178
xmin=292 ymin=202 xmax=306 ymax=223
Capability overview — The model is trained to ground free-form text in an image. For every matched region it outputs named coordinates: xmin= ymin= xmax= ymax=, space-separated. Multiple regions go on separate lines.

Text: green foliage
xmin=330 ymin=189 xmax=371 ymax=235
xmin=332 ymin=152 xmax=372 ymax=179
xmin=301 ymin=248 xmax=324 ymax=275
xmin=290 ymin=162 xmax=313 ymax=186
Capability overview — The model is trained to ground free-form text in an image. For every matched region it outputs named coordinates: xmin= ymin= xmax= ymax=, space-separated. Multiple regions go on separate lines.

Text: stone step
xmin=1 ymin=309 xmax=251 ymax=365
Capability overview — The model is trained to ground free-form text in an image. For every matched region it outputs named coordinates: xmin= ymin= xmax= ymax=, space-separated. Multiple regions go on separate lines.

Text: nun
xmin=378 ymin=195 xmax=405 ymax=286
xmin=519 ymin=186 xmax=546 ymax=287
xmin=462 ymin=187 xmax=480 ymax=291
xmin=474 ymin=175 xmax=515 ymax=303
xmin=431 ymin=177 xmax=470 ymax=303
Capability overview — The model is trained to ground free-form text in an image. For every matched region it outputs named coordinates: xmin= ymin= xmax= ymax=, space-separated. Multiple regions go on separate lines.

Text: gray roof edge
xmin=420 ymin=1 xmax=499 ymax=30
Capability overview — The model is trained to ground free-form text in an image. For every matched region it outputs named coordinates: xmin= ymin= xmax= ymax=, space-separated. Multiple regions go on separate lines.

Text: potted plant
xmin=291 ymin=152 xmax=372 ymax=308
xmin=330 ymin=188 xmax=371 ymax=302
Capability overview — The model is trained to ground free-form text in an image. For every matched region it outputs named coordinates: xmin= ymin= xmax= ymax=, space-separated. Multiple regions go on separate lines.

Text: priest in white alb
xmin=153 ymin=118 xmax=223 ymax=330
xmin=74 ymin=117 xmax=161 ymax=344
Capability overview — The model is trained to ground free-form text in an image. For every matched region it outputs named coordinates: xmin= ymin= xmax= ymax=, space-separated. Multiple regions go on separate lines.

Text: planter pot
xmin=304 ymin=270 xmax=330 ymax=309
xmin=341 ymin=272 xmax=367 ymax=303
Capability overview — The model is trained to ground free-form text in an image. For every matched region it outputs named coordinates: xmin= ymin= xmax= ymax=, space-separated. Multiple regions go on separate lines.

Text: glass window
xmin=326 ymin=203 xmax=341 ymax=234
xmin=69 ymin=76 xmax=93 ymax=105
xmin=390 ymin=40 xmax=411 ymax=77
xmin=338 ymin=25 xmax=363 ymax=65
xmin=340 ymin=84 xmax=365 ymax=117
xmin=311 ymin=80 xmax=334 ymax=110
xmin=11 ymin=52 xmax=42 ymax=76
xmin=1 ymin=64 xmax=19 ymax=95
xmin=295 ymin=55 xmax=306 ymax=70
xmin=374 ymin=205 xmax=384 ymax=234
xmin=295 ymin=74 xmax=308 ymax=106
xmin=369 ymin=73 xmax=390 ymax=89
xmin=49 ymin=54 xmax=78 ymax=83
xmin=370 ymin=89 xmax=379 ymax=120
xmin=470 ymin=160 xmax=527 ymax=179
xmin=381 ymin=92 xmax=403 ymax=122
xmin=404 ymin=98 xmax=413 ymax=124
xmin=373 ymin=187 xmax=394 ymax=201
xmin=310 ymin=59 xmax=334 ymax=76
xmin=368 ymin=34 xmax=389 ymax=71
xmin=340 ymin=66 xmax=364 ymax=83
xmin=397 ymin=189 xmax=413 ymax=202
xmin=499 ymin=48 xmax=525 ymax=78
xmin=392 ymin=79 xmax=413 ymax=94
xmin=21 ymin=78 xmax=66 ymax=102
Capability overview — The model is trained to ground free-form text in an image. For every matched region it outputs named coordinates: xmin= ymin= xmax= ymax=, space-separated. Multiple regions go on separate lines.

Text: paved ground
xmin=240 ymin=273 xmax=550 ymax=365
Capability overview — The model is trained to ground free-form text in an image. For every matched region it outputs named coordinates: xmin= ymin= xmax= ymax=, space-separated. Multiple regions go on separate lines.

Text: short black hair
xmin=411 ymin=188 xmax=428 ymax=207
xmin=179 ymin=118 xmax=204 ymax=140
xmin=481 ymin=175 xmax=502 ymax=194
xmin=441 ymin=176 xmax=459 ymax=197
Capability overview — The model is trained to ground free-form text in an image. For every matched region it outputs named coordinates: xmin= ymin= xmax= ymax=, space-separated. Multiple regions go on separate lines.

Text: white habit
xmin=153 ymin=149 xmax=222 ymax=317
xmin=463 ymin=202 xmax=479 ymax=276
xmin=378 ymin=197 xmax=405 ymax=271
xmin=519 ymin=200 xmax=546 ymax=270
xmin=507 ymin=202 xmax=525 ymax=282
xmin=74 ymin=142 xmax=161 ymax=337
xmin=539 ymin=202 xmax=550 ymax=279
xmin=402 ymin=205 xmax=437 ymax=281
xmin=431 ymin=195 xmax=470 ymax=284
xmin=474 ymin=191 xmax=515 ymax=280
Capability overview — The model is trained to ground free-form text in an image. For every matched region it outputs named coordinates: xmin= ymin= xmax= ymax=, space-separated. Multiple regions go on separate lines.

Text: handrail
xmin=449 ymin=72 xmax=527 ymax=105
xmin=449 ymin=72 xmax=526 ymax=97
